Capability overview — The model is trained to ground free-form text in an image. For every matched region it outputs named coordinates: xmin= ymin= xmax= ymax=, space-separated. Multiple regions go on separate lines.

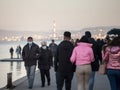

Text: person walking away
xmin=22 ymin=37 xmax=39 ymax=89
xmin=16 ymin=46 xmax=20 ymax=59
xmin=102 ymin=34 xmax=120 ymax=90
xmin=70 ymin=36 xmax=94 ymax=90
xmin=38 ymin=41 xmax=53 ymax=87
xmin=74 ymin=39 xmax=79 ymax=46
xmin=96 ymin=39 xmax=105 ymax=62
xmin=49 ymin=39 xmax=58 ymax=66
xmin=54 ymin=31 xmax=75 ymax=90
xmin=85 ymin=31 xmax=102 ymax=90
xmin=9 ymin=47 xmax=14 ymax=59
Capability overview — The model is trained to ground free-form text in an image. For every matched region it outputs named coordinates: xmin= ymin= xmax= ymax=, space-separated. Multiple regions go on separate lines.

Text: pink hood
xmin=102 ymin=46 xmax=120 ymax=69
xmin=77 ymin=42 xmax=93 ymax=47
xmin=70 ymin=42 xmax=94 ymax=66
xmin=110 ymin=46 xmax=120 ymax=54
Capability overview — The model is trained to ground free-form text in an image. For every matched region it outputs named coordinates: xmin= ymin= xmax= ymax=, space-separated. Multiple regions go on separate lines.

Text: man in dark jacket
xmin=49 ymin=39 xmax=58 ymax=66
xmin=85 ymin=31 xmax=102 ymax=90
xmin=49 ymin=39 xmax=58 ymax=57
xmin=22 ymin=37 xmax=39 ymax=89
xmin=54 ymin=31 xmax=75 ymax=90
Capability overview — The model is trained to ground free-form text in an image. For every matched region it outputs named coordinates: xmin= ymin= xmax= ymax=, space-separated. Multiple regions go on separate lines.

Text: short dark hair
xmin=52 ymin=39 xmax=54 ymax=42
xmin=64 ymin=31 xmax=71 ymax=38
xmin=85 ymin=31 xmax=91 ymax=38
xmin=27 ymin=36 xmax=33 ymax=40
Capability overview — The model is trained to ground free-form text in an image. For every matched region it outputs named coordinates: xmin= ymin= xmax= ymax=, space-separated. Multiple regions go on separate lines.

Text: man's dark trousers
xmin=56 ymin=72 xmax=74 ymax=90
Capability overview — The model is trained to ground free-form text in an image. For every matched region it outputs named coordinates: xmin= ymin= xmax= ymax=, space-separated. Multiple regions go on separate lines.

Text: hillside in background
xmin=0 ymin=26 xmax=120 ymax=41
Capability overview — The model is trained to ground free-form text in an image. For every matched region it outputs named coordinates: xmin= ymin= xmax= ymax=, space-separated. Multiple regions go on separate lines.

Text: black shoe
xmin=48 ymin=82 xmax=50 ymax=86
xmin=28 ymin=87 xmax=32 ymax=89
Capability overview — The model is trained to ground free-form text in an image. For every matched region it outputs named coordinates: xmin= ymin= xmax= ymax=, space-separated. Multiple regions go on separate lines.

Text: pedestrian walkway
xmin=1 ymin=68 xmax=110 ymax=90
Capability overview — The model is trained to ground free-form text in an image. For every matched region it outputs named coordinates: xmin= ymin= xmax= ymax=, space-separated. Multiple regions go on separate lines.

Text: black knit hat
xmin=85 ymin=31 xmax=91 ymax=38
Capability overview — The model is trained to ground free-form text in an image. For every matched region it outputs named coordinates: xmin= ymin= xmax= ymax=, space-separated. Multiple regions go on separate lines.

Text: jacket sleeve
xmin=35 ymin=45 xmax=40 ymax=59
xmin=22 ymin=47 xmax=25 ymax=61
xmin=70 ymin=48 xmax=76 ymax=63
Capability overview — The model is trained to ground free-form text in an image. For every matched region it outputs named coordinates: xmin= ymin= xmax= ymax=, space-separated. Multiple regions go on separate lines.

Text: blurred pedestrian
xmin=49 ymin=39 xmax=57 ymax=66
xmin=85 ymin=31 xmax=101 ymax=90
xmin=16 ymin=46 xmax=20 ymax=59
xmin=16 ymin=45 xmax=22 ymax=59
xmin=74 ymin=38 xmax=79 ymax=46
xmin=9 ymin=47 xmax=14 ymax=59
xmin=18 ymin=45 xmax=22 ymax=58
xmin=70 ymin=39 xmax=75 ymax=45
xmin=102 ymin=31 xmax=120 ymax=90
xmin=54 ymin=31 xmax=75 ymax=90
xmin=70 ymin=36 xmax=94 ymax=90
xmin=22 ymin=37 xmax=39 ymax=89
xmin=38 ymin=41 xmax=52 ymax=87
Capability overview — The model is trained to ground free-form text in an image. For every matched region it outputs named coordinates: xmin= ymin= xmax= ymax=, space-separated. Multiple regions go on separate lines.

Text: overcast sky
xmin=0 ymin=0 xmax=120 ymax=32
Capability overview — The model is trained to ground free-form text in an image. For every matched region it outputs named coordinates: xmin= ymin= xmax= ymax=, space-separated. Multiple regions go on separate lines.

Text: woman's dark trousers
xmin=40 ymin=69 xmax=50 ymax=86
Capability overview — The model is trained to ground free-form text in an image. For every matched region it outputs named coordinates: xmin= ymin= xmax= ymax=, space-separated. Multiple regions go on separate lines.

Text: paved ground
xmin=1 ymin=68 xmax=110 ymax=90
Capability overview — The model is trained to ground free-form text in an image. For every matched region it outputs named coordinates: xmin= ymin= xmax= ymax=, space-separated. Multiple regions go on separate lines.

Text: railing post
xmin=7 ymin=72 xmax=13 ymax=88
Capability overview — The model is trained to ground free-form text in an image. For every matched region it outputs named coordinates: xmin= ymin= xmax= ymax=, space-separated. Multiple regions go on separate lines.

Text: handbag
xmin=98 ymin=62 xmax=107 ymax=75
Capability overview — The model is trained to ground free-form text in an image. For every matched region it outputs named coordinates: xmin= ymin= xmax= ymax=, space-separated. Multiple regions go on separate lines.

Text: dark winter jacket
xmin=49 ymin=43 xmax=58 ymax=57
xmin=38 ymin=46 xmax=53 ymax=70
xmin=22 ymin=43 xmax=39 ymax=66
xmin=54 ymin=40 xmax=75 ymax=73
xmin=88 ymin=38 xmax=101 ymax=71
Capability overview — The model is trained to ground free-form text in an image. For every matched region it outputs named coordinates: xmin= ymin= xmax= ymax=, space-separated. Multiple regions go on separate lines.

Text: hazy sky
xmin=0 ymin=0 xmax=120 ymax=32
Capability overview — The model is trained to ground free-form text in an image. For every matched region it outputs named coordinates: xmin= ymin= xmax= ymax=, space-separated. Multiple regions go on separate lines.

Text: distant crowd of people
xmin=15 ymin=29 xmax=120 ymax=90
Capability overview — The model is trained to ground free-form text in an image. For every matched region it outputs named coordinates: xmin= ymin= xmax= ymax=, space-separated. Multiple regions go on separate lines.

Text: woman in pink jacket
xmin=70 ymin=36 xmax=94 ymax=90
xmin=102 ymin=36 xmax=120 ymax=90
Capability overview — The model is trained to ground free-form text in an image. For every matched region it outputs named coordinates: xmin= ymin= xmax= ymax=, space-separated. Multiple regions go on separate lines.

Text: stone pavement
xmin=1 ymin=68 xmax=110 ymax=90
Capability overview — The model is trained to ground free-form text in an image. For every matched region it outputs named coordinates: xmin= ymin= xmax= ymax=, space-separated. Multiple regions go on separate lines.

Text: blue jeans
xmin=25 ymin=65 xmax=36 ymax=88
xmin=89 ymin=72 xmax=95 ymax=90
xmin=107 ymin=69 xmax=120 ymax=90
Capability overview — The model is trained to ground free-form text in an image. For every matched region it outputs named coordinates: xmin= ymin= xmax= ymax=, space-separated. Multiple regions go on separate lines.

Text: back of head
xmin=64 ymin=31 xmax=71 ymax=38
xmin=64 ymin=31 xmax=71 ymax=40
xmin=108 ymin=36 xmax=120 ymax=46
xmin=85 ymin=31 xmax=91 ymax=38
xmin=52 ymin=39 xmax=54 ymax=42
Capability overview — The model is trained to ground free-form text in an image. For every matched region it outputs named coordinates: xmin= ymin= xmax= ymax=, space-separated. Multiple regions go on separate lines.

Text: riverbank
xmin=0 ymin=61 xmax=26 ymax=89
xmin=0 ymin=73 xmax=27 ymax=90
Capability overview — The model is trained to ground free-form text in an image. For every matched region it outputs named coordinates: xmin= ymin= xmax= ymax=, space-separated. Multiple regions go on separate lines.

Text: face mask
xmin=28 ymin=41 xmax=32 ymax=45
xmin=42 ymin=46 xmax=47 ymax=49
